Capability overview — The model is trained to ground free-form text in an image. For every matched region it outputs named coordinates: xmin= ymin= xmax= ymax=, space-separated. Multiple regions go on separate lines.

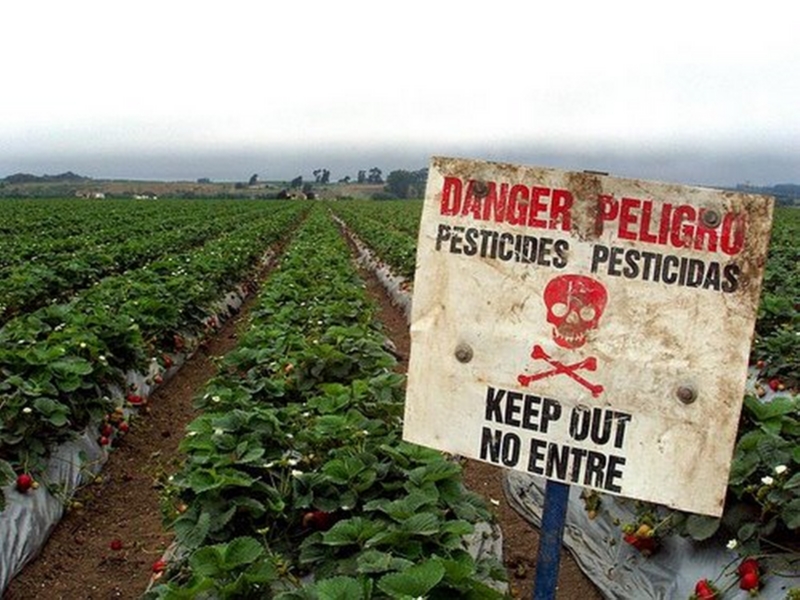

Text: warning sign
xmin=403 ymin=156 xmax=774 ymax=516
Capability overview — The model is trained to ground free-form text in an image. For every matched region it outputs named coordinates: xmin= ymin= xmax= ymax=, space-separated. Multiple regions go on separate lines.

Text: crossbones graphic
xmin=517 ymin=344 xmax=604 ymax=398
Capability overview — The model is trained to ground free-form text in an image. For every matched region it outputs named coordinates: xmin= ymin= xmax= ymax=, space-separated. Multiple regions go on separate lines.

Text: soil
xmin=3 ymin=229 xmax=604 ymax=600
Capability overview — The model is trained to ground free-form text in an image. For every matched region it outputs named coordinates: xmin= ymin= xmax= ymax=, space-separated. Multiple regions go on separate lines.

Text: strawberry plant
xmin=147 ymin=207 xmax=506 ymax=598
xmin=1 ymin=200 xmax=307 ymax=498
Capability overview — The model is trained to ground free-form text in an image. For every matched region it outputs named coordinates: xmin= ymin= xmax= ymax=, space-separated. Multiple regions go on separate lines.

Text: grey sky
xmin=2 ymin=1 xmax=797 ymax=187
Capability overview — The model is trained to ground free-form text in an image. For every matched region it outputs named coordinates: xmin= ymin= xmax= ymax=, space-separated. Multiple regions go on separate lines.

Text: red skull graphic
xmin=543 ymin=275 xmax=608 ymax=349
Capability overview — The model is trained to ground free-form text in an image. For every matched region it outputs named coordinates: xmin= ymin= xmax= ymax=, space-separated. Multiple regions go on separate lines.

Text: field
xmin=0 ymin=197 xmax=798 ymax=598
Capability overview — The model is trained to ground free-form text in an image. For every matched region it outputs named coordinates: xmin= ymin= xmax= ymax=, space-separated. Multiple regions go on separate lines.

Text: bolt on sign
xmin=404 ymin=156 xmax=774 ymax=516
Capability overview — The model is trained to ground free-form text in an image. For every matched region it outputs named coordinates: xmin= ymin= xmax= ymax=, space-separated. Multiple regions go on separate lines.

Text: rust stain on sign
xmin=565 ymin=171 xmax=606 ymax=241
xmin=406 ymin=156 xmax=774 ymax=516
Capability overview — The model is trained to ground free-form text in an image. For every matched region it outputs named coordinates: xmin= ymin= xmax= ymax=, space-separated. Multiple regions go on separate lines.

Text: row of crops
xmin=146 ymin=207 xmax=506 ymax=598
xmin=0 ymin=199 xmax=308 ymax=494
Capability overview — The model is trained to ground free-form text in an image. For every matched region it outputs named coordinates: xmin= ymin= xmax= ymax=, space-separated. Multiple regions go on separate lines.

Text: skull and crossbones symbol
xmin=517 ymin=274 xmax=607 ymax=397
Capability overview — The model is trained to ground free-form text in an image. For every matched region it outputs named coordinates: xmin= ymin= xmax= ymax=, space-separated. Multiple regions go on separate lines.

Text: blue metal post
xmin=533 ymin=480 xmax=570 ymax=600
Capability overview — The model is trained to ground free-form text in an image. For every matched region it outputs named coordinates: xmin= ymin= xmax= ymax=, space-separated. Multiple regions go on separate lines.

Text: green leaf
xmin=322 ymin=517 xmax=382 ymax=547
xmin=175 ymin=511 xmax=211 ymax=549
xmin=784 ymin=472 xmax=800 ymax=490
xmin=315 ymin=576 xmax=365 ymax=600
xmin=354 ymin=550 xmax=413 ymax=575
xmin=684 ymin=514 xmax=721 ymax=541
xmin=738 ymin=521 xmax=758 ymax=541
xmin=0 ymin=460 xmax=14 ymax=487
xmin=377 ymin=559 xmax=445 ymax=598
xmin=223 ymin=537 xmax=264 ymax=569
xmin=408 ymin=460 xmax=461 ymax=487
xmin=437 ymin=554 xmax=476 ymax=585
xmin=238 ymin=446 xmax=265 ymax=463
xmin=745 ymin=395 xmax=796 ymax=421
xmin=402 ymin=512 xmax=441 ymax=536
xmin=49 ymin=357 xmax=94 ymax=376
xmin=243 ymin=559 xmax=278 ymax=585
xmin=190 ymin=545 xmax=223 ymax=577
xmin=781 ymin=498 xmax=800 ymax=529
xmin=366 ymin=492 xmax=435 ymax=522
xmin=441 ymin=519 xmax=475 ymax=537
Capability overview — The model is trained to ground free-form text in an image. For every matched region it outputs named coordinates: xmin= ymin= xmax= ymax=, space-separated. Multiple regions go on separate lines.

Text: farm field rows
xmin=146 ymin=207 xmax=506 ymax=598
xmin=0 ymin=199 xmax=307 ymax=488
xmin=0 ymin=197 xmax=798 ymax=598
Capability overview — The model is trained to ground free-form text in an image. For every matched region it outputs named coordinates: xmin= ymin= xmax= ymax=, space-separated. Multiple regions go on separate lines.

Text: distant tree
xmin=339 ymin=175 xmax=351 ymax=184
xmin=312 ymin=169 xmax=331 ymax=184
xmin=197 ymin=177 xmax=211 ymax=184
xmin=234 ymin=182 xmax=246 ymax=189
xmin=357 ymin=170 xmax=367 ymax=184
xmin=302 ymin=182 xmax=314 ymax=196
xmin=290 ymin=175 xmax=303 ymax=189
xmin=367 ymin=167 xmax=383 ymax=184
xmin=384 ymin=168 xmax=428 ymax=199
xmin=248 ymin=174 xmax=258 ymax=186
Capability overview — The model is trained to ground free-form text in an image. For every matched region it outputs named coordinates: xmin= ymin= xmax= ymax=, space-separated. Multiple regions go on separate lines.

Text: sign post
xmin=403 ymin=156 xmax=773 ymax=596
xmin=533 ymin=480 xmax=570 ymax=599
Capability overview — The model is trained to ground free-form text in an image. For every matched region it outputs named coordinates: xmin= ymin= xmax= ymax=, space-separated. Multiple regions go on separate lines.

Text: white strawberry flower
xmin=775 ymin=465 xmax=788 ymax=475
xmin=726 ymin=539 xmax=738 ymax=550
xmin=761 ymin=475 xmax=774 ymax=486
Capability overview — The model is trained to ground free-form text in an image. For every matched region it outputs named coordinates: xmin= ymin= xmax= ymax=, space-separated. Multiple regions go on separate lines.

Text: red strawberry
xmin=99 ymin=436 xmax=110 ymax=446
xmin=738 ymin=557 xmax=759 ymax=577
xmin=117 ymin=421 xmax=130 ymax=434
xmin=127 ymin=394 xmax=143 ymax=405
xmin=739 ymin=569 xmax=760 ymax=591
xmin=16 ymin=473 xmax=34 ymax=493
xmin=162 ymin=354 xmax=173 ymax=369
xmin=302 ymin=510 xmax=334 ymax=531
xmin=768 ymin=378 xmax=781 ymax=392
xmin=101 ymin=423 xmax=114 ymax=437
xmin=152 ymin=559 xmax=168 ymax=573
xmin=110 ymin=539 xmax=123 ymax=551
xmin=623 ymin=531 xmax=658 ymax=554
xmin=694 ymin=579 xmax=718 ymax=600
xmin=153 ymin=374 xmax=163 ymax=385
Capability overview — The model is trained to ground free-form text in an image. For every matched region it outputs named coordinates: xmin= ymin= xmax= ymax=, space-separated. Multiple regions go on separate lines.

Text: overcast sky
xmin=1 ymin=1 xmax=797 ymax=187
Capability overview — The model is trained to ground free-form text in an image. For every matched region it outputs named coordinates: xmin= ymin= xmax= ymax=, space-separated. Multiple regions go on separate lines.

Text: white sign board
xmin=404 ymin=156 xmax=774 ymax=516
